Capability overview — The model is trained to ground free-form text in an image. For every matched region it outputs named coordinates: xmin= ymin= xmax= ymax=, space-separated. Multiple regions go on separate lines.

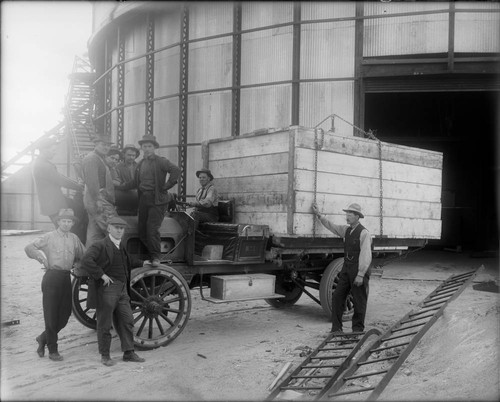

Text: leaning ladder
xmin=321 ymin=268 xmax=481 ymax=401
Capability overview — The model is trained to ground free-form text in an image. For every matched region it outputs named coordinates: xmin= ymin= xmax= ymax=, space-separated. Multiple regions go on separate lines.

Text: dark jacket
xmin=118 ymin=154 xmax=180 ymax=205
xmin=32 ymin=155 xmax=82 ymax=216
xmin=81 ymin=236 xmax=143 ymax=308
xmin=116 ymin=161 xmax=138 ymax=184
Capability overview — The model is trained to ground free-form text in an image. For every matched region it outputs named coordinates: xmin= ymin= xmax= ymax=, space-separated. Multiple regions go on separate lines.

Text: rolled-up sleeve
xmin=318 ymin=215 xmax=348 ymax=238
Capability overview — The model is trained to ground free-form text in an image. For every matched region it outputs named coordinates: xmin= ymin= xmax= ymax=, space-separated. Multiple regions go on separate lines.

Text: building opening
xmin=364 ymin=91 xmax=498 ymax=253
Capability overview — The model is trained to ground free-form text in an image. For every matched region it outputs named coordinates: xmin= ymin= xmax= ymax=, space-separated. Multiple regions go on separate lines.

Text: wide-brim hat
xmin=122 ymin=143 xmax=140 ymax=158
xmin=107 ymin=216 xmax=128 ymax=227
xmin=93 ymin=134 xmax=113 ymax=144
xmin=138 ymin=134 xmax=159 ymax=149
xmin=342 ymin=203 xmax=364 ymax=218
xmin=196 ymin=168 xmax=214 ymax=181
xmin=55 ymin=208 xmax=79 ymax=223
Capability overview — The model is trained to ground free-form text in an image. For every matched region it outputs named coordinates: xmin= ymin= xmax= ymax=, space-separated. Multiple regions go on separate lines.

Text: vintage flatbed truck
xmin=72 ymin=125 xmax=443 ymax=349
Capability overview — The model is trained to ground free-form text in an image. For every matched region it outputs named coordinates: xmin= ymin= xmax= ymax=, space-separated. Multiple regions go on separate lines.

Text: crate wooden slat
xmin=204 ymin=126 xmax=443 ymax=239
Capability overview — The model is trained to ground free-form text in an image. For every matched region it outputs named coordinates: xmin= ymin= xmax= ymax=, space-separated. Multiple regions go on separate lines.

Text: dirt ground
xmin=1 ymin=231 xmax=499 ymax=401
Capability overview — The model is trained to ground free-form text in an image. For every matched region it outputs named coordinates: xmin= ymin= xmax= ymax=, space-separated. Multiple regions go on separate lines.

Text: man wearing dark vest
xmin=80 ymin=216 xmax=145 ymax=366
xmin=312 ymin=202 xmax=372 ymax=333
xmin=187 ymin=168 xmax=219 ymax=228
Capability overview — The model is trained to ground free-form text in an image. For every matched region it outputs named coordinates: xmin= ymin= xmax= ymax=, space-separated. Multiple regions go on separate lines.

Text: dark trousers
xmin=331 ymin=262 xmax=370 ymax=333
xmin=138 ymin=191 xmax=166 ymax=260
xmin=191 ymin=210 xmax=218 ymax=229
xmin=39 ymin=270 xmax=72 ymax=353
xmin=96 ymin=281 xmax=135 ymax=356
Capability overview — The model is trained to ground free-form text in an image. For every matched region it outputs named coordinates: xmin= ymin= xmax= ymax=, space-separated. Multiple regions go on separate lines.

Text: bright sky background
xmin=1 ymin=1 xmax=93 ymax=163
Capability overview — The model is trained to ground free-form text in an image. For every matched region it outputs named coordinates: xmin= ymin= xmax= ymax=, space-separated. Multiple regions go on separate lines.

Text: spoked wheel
xmin=265 ymin=273 xmax=304 ymax=308
xmin=71 ymin=276 xmax=97 ymax=329
xmin=319 ymin=258 xmax=354 ymax=321
xmin=130 ymin=265 xmax=191 ymax=349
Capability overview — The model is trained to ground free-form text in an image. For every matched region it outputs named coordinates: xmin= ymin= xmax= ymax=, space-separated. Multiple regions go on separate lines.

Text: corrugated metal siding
xmin=188 ymin=37 xmax=233 ymax=92
xmin=154 ymin=47 xmax=180 ymax=98
xmin=301 ymin=21 xmax=355 ymax=80
xmin=124 ymin=18 xmax=147 ymax=104
xmin=187 ymin=91 xmax=232 ymax=142
xmin=299 ymin=81 xmax=354 ymax=135
xmin=241 ymin=27 xmax=293 ymax=85
xmin=186 ymin=145 xmax=202 ymax=197
xmin=189 ymin=2 xmax=233 ymax=39
xmin=363 ymin=3 xmax=449 ymax=56
xmin=154 ymin=9 xmax=181 ymax=48
xmin=455 ymin=3 xmax=500 ymax=53
xmin=301 ymin=2 xmax=355 ymax=20
xmin=239 ymin=84 xmax=292 ymax=134
xmin=241 ymin=2 xmax=293 ymax=30
xmin=153 ymin=98 xmax=179 ymax=146
xmin=124 ymin=104 xmax=145 ymax=141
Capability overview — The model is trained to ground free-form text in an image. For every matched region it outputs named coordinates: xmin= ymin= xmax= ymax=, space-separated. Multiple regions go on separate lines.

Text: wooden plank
xmin=294 ymin=192 xmax=442 ymax=220
xmin=208 ymin=130 xmax=290 ymax=161
xmin=294 ymin=170 xmax=442 ymax=203
xmin=234 ymin=212 xmax=289 ymax=234
xmin=295 ymin=148 xmax=442 ymax=186
xmin=292 ymin=213 xmax=442 ymax=238
xmin=215 ymin=174 xmax=289 ymax=193
xmin=219 ymin=192 xmax=289 ymax=213
xmin=209 ymin=152 xmax=289 ymax=178
xmin=295 ymin=128 xmax=443 ymax=169
xmin=287 ymin=130 xmax=296 ymax=234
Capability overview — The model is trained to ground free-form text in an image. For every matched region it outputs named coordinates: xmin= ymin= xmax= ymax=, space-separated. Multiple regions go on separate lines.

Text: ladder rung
xmin=409 ymin=305 xmax=440 ymax=316
xmin=311 ymin=355 xmax=349 ymax=360
xmin=281 ymin=385 xmax=324 ymax=390
xmin=400 ymin=312 xmax=435 ymax=325
xmin=304 ymin=364 xmax=341 ymax=369
xmin=391 ymin=322 xmax=425 ymax=333
xmin=319 ymin=346 xmax=355 ymax=351
xmin=329 ymin=386 xmax=376 ymax=397
xmin=382 ymin=330 xmax=419 ymax=342
xmin=345 ymin=369 xmax=388 ymax=380
xmin=357 ymin=355 xmax=399 ymax=365
xmin=370 ymin=341 xmax=409 ymax=353
xmin=291 ymin=374 xmax=333 ymax=379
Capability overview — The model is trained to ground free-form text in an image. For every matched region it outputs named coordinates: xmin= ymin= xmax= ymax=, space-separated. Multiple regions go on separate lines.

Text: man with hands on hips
xmin=311 ymin=202 xmax=372 ymax=333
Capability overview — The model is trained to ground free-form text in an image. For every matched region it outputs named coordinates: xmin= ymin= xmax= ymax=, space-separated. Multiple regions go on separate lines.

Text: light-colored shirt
xmin=195 ymin=183 xmax=219 ymax=208
xmin=109 ymin=234 xmax=121 ymax=249
xmin=25 ymin=228 xmax=85 ymax=271
xmin=318 ymin=217 xmax=372 ymax=277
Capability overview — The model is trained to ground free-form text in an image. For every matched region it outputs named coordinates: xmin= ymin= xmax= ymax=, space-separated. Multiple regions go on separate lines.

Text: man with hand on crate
xmin=25 ymin=208 xmax=86 ymax=361
xmin=311 ymin=202 xmax=372 ymax=333
xmin=80 ymin=216 xmax=146 ymax=367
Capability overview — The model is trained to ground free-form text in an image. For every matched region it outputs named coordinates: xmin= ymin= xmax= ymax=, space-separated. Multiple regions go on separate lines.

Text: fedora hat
xmin=122 ymin=143 xmax=140 ymax=158
xmin=138 ymin=134 xmax=159 ymax=149
xmin=55 ymin=208 xmax=79 ymax=223
xmin=343 ymin=203 xmax=364 ymax=219
xmin=196 ymin=168 xmax=214 ymax=181
xmin=93 ymin=133 xmax=113 ymax=144
xmin=107 ymin=216 xmax=128 ymax=227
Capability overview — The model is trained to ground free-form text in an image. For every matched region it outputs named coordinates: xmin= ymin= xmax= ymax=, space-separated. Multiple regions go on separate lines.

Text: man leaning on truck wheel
xmin=311 ymin=202 xmax=372 ymax=333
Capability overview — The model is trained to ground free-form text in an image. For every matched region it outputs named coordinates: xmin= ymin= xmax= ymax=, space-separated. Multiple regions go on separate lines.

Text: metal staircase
xmin=1 ymin=55 xmax=96 ymax=182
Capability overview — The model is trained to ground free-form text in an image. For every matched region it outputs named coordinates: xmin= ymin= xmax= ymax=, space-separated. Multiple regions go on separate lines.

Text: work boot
xmin=123 ymin=351 xmax=145 ymax=363
xmin=48 ymin=352 xmax=64 ymax=361
xmin=101 ymin=355 xmax=116 ymax=367
xmin=35 ymin=336 xmax=45 ymax=358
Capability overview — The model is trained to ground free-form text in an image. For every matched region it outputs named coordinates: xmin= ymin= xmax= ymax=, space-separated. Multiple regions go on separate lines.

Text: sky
xmin=1 ymin=1 xmax=93 ymax=164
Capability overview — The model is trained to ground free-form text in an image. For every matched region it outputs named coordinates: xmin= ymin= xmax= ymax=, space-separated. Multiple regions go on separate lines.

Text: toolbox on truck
xmin=210 ymin=274 xmax=276 ymax=301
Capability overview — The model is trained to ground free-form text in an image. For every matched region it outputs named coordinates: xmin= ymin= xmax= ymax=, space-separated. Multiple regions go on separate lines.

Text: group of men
xmin=25 ymin=131 xmax=371 ymax=365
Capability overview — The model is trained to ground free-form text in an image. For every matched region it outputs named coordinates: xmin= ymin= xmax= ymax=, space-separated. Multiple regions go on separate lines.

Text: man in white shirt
xmin=312 ymin=202 xmax=372 ymax=333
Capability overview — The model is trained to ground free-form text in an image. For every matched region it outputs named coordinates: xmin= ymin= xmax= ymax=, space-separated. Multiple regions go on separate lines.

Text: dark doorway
xmin=364 ymin=91 xmax=498 ymax=252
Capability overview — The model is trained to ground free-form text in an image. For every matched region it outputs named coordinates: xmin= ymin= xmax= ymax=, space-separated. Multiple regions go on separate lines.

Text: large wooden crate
xmin=203 ymin=126 xmax=443 ymax=239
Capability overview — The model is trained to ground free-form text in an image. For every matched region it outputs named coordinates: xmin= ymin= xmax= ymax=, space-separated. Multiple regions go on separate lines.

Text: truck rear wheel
xmin=130 ymin=265 xmax=191 ymax=349
xmin=265 ymin=273 xmax=303 ymax=308
xmin=319 ymin=258 xmax=354 ymax=320
xmin=71 ymin=276 xmax=97 ymax=329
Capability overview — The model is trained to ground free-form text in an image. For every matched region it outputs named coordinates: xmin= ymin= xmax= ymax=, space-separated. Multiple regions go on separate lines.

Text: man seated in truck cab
xmin=186 ymin=168 xmax=219 ymax=228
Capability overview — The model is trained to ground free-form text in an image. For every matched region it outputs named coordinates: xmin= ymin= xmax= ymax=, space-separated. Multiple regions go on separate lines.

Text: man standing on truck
xmin=116 ymin=134 xmax=180 ymax=267
xmin=311 ymin=202 xmax=372 ymax=333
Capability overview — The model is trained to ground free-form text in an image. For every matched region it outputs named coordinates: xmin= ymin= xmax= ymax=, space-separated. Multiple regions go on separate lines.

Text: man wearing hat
xmin=105 ymin=146 xmax=123 ymax=186
xmin=117 ymin=134 xmax=180 ymax=267
xmin=25 ymin=209 xmax=85 ymax=361
xmin=81 ymin=133 xmax=117 ymax=247
xmin=311 ymin=202 xmax=372 ymax=334
xmin=32 ymin=137 xmax=85 ymax=231
xmin=187 ymin=168 xmax=219 ymax=228
xmin=80 ymin=216 xmax=146 ymax=366
xmin=116 ymin=144 xmax=140 ymax=184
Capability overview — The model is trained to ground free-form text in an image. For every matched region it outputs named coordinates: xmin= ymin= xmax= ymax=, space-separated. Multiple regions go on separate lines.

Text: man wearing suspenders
xmin=312 ymin=202 xmax=372 ymax=333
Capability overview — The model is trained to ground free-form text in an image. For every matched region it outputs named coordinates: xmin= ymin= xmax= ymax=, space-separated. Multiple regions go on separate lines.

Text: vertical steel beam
xmin=117 ymin=26 xmax=125 ymax=149
xmin=231 ymin=3 xmax=242 ymax=137
xmin=353 ymin=2 xmax=365 ymax=134
xmin=104 ymin=37 xmax=113 ymax=137
xmin=447 ymin=2 xmax=455 ymax=72
xmin=178 ymin=5 xmax=189 ymax=201
xmin=146 ymin=13 xmax=155 ymax=137
xmin=291 ymin=2 xmax=301 ymax=126
xmin=93 ymin=42 xmax=105 ymax=136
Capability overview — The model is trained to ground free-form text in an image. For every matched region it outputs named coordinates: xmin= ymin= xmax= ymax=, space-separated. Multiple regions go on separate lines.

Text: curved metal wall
xmin=88 ymin=1 xmax=500 ymax=199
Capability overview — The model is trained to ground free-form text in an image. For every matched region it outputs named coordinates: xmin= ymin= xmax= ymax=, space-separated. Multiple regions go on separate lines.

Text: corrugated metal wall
xmin=455 ymin=3 xmax=500 ymax=53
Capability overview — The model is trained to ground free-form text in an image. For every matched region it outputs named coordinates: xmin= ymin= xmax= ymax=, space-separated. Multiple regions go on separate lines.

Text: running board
xmin=203 ymin=294 xmax=285 ymax=303
xmin=267 ymin=329 xmax=382 ymax=401
xmin=321 ymin=267 xmax=481 ymax=401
